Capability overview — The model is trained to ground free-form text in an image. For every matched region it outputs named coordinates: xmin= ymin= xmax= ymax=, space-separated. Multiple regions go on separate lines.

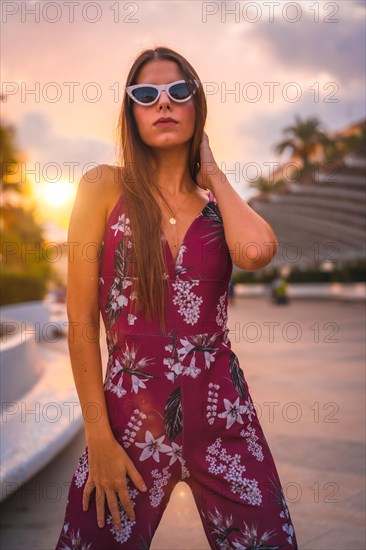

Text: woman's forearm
xmin=209 ymin=171 xmax=278 ymax=271
xmin=67 ymin=315 xmax=115 ymax=446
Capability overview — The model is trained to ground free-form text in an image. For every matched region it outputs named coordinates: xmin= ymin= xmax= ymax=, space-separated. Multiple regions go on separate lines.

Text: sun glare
xmin=44 ymin=180 xmax=74 ymax=207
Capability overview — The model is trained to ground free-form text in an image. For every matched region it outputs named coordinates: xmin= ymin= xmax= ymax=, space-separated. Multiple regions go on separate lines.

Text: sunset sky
xmin=2 ymin=0 xmax=365 ymax=236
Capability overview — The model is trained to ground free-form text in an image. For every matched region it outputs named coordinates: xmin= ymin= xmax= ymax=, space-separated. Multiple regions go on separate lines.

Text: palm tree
xmin=274 ymin=115 xmax=333 ymax=172
xmin=338 ymin=124 xmax=366 ymax=155
xmin=319 ymin=123 xmax=366 ymax=164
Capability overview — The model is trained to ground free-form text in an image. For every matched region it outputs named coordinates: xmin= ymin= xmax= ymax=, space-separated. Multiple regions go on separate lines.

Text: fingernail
xmin=140 ymin=483 xmax=147 ymax=491
xmin=98 ymin=521 xmax=104 ymax=528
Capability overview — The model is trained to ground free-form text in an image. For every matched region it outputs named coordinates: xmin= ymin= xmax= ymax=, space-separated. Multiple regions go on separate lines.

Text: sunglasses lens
xmin=169 ymin=82 xmax=192 ymax=101
xmin=132 ymin=86 xmax=158 ymax=104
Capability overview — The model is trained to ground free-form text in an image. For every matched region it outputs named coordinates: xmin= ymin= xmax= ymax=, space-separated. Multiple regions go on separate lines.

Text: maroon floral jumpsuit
xmin=55 ymin=190 xmax=298 ymax=550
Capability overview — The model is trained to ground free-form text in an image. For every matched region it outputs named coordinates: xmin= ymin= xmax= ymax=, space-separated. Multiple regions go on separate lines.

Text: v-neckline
xmin=162 ymin=198 xmax=212 ymax=267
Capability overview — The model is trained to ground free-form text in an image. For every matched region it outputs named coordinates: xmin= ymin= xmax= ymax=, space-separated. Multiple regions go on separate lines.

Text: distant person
xmin=55 ymin=47 xmax=298 ymax=550
xmin=270 ymin=276 xmax=289 ymax=304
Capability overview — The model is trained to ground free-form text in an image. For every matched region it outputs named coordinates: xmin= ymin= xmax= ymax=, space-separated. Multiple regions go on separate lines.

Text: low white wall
xmin=0 ymin=301 xmax=52 ymax=342
xmin=0 ymin=301 xmax=83 ymax=503
xmin=1 ymin=319 xmax=45 ymax=403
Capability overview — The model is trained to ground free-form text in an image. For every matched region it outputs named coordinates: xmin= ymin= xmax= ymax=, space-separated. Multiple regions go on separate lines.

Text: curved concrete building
xmin=249 ymin=129 xmax=365 ymax=270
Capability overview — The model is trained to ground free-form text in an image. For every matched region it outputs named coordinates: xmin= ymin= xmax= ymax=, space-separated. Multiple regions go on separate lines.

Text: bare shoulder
xmin=67 ymin=165 xmax=116 ymax=244
xmin=100 ymin=163 xmax=125 ymax=191
xmin=82 ymin=163 xmax=124 ymax=197
xmin=102 ymin=164 xmax=125 ymax=220
xmin=75 ymin=164 xmax=124 ymax=222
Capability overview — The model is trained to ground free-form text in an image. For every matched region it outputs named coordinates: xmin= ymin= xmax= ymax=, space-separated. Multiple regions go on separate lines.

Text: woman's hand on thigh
xmin=82 ymin=437 xmax=148 ymax=529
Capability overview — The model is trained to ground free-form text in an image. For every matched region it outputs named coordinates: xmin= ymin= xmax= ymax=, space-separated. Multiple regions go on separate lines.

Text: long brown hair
xmin=115 ymin=47 xmax=207 ymax=332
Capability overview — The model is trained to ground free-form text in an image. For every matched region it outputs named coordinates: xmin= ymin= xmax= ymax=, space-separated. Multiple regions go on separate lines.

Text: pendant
xmin=169 ymin=217 xmax=176 ymax=225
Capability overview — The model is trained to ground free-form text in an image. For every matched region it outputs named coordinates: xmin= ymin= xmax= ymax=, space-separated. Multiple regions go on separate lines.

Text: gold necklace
xmin=161 ymin=189 xmax=196 ymax=255
xmin=166 ymin=189 xmax=195 ymax=225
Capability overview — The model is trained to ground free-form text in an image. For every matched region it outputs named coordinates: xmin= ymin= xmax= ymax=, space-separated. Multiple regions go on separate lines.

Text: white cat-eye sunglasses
xmin=126 ymin=79 xmax=200 ymax=106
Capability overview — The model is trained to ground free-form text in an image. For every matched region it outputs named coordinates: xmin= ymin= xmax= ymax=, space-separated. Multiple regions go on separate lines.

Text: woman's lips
xmin=154 ymin=121 xmax=178 ymax=127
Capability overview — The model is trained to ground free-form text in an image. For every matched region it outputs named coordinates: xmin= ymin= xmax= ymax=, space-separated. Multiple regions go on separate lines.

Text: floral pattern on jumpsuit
xmin=55 ymin=189 xmax=298 ymax=550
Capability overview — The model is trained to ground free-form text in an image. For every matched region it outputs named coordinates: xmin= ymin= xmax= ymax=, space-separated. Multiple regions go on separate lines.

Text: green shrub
xmin=0 ymin=265 xmax=52 ymax=306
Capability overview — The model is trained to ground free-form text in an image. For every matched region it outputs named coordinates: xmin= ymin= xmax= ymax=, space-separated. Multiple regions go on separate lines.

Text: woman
xmin=55 ymin=46 xmax=298 ymax=550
